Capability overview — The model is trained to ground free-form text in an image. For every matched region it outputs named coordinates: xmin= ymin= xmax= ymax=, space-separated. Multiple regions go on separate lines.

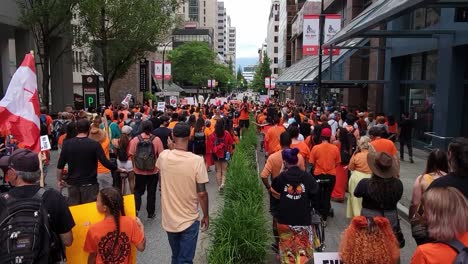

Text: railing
xmin=423 ymin=132 xmax=453 ymax=150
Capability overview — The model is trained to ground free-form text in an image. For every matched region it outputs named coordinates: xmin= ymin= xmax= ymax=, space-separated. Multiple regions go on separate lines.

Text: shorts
xmin=117 ymin=160 xmax=134 ymax=172
xmin=97 ymin=172 xmax=113 ymax=190
xmin=239 ymin=119 xmax=250 ymax=129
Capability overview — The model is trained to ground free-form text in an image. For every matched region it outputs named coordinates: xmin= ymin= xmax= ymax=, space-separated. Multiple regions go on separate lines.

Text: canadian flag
xmin=0 ymin=53 xmax=41 ymax=152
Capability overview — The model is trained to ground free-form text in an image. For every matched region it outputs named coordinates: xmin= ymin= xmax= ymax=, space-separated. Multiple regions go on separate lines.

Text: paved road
xmin=45 ymin=150 xmax=221 ymax=264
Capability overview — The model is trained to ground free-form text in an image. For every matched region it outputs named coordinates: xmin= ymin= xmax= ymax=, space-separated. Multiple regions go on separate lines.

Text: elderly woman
xmin=346 ymin=136 xmax=372 ymax=218
xmin=411 ymin=187 xmax=468 ymax=264
xmin=272 ymin=148 xmax=318 ymax=264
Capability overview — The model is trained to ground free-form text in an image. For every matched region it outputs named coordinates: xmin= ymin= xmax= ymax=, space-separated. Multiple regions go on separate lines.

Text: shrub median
xmin=208 ymin=127 xmax=270 ymax=263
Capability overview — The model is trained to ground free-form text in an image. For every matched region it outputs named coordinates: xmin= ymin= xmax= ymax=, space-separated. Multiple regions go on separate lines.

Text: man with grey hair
xmin=0 ymin=149 xmax=75 ymax=263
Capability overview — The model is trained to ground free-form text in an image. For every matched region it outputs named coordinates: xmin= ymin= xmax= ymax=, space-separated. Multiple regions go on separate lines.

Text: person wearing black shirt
xmin=271 ymin=148 xmax=318 ymax=261
xmin=398 ymin=112 xmax=414 ymax=163
xmin=0 ymin=149 xmax=75 ymax=263
xmin=149 ymin=111 xmax=162 ymax=130
xmin=429 ymin=137 xmax=468 ymax=198
xmin=57 ymin=119 xmax=117 ymax=206
xmin=152 ymin=115 xmax=173 ymax=149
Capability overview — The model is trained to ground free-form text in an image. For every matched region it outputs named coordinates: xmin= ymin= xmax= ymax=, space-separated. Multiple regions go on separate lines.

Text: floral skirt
xmin=277 ymin=224 xmax=314 ymax=264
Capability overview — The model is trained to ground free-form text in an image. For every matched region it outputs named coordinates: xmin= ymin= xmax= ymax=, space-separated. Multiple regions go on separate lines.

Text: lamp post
xmin=317 ymin=0 xmax=325 ymax=108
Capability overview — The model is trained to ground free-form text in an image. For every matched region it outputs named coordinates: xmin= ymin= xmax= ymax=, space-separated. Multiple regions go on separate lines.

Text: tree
xmin=18 ymin=0 xmax=78 ymax=108
xmin=251 ymin=52 xmax=272 ymax=93
xmin=169 ymin=42 xmax=217 ymax=92
xmin=77 ymin=0 xmax=178 ymax=105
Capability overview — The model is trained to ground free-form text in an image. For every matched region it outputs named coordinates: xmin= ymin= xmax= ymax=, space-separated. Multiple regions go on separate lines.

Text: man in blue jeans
xmin=156 ymin=123 xmax=209 ymax=263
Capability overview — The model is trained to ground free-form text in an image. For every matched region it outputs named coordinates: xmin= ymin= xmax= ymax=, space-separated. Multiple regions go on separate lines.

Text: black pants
xmin=134 ymin=173 xmax=158 ymax=216
xmin=400 ymin=137 xmax=413 ymax=159
xmin=314 ymin=174 xmax=336 ymax=220
xmin=68 ymin=183 xmax=99 ymax=206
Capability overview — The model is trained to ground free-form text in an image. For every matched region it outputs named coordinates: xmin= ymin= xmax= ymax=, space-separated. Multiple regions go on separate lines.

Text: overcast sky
xmin=222 ymin=0 xmax=271 ymax=58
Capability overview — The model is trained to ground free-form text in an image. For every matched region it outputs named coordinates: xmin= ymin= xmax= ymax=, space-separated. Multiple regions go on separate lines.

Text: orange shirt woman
xmin=265 ymin=125 xmax=286 ymax=155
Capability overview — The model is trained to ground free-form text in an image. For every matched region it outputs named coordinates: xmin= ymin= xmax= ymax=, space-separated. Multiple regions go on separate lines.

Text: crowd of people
xmin=0 ymin=98 xmax=467 ymax=264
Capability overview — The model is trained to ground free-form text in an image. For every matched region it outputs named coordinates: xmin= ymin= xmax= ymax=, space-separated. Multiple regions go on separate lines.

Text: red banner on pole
xmin=164 ymin=61 xmax=171 ymax=80
xmin=323 ymin=14 xmax=341 ymax=55
xmin=154 ymin=61 xmax=163 ymax=80
xmin=303 ymin=15 xmax=320 ymax=56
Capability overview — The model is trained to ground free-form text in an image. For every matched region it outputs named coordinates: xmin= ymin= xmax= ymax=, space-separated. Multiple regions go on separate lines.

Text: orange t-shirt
xmin=58 ymin=134 xmax=67 ymax=149
xmin=411 ymin=233 xmax=468 ymax=264
xmin=239 ymin=103 xmax=250 ymax=120
xmin=265 ymin=125 xmax=286 ymax=155
xmin=261 ymin=149 xmax=305 ymax=179
xmin=204 ymin=127 xmax=213 ymax=137
xmin=291 ymin=141 xmax=311 ymax=161
xmin=309 ymin=142 xmax=341 ymax=175
xmin=84 ymin=216 xmax=145 ymax=264
xmin=97 ymin=137 xmax=111 ymax=174
xmin=168 ymin=121 xmax=178 ymax=129
xmin=348 ymin=150 xmax=372 ymax=174
xmin=386 ymin=123 xmax=398 ymax=134
xmin=370 ymin=138 xmax=397 ymax=156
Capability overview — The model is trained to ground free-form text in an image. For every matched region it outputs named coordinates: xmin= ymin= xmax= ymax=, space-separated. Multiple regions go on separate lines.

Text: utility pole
xmin=317 ymin=0 xmax=325 ymax=108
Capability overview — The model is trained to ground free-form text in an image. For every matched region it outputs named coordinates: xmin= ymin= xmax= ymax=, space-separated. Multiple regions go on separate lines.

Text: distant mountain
xmin=236 ymin=57 xmax=259 ymax=72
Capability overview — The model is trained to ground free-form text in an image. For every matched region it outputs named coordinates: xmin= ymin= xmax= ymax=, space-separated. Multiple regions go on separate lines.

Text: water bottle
xmin=225 ymin=151 xmax=231 ymax=161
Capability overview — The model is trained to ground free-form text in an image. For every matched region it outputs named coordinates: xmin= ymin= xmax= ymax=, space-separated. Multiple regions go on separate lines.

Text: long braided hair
xmin=99 ymin=187 xmax=125 ymax=259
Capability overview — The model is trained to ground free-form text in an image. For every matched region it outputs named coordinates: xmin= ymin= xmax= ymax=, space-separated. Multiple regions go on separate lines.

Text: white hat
xmin=121 ymin=125 xmax=133 ymax=135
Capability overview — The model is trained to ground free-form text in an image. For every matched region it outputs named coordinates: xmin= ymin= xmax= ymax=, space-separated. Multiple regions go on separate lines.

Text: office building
xmin=226 ymin=16 xmax=236 ymax=68
xmin=267 ymin=0 xmax=280 ymax=77
xmin=216 ymin=2 xmax=227 ymax=58
xmin=243 ymin=65 xmax=257 ymax=83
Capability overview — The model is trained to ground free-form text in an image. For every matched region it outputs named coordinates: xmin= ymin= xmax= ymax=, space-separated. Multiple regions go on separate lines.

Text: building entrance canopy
xmin=325 ymin=0 xmax=468 ymax=46
xmin=275 ymin=38 xmax=368 ymax=85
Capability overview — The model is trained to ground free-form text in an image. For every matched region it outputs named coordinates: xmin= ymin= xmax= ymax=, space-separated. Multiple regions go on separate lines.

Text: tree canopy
xmin=77 ymin=0 xmax=179 ymax=105
xmin=251 ymin=52 xmax=272 ymax=94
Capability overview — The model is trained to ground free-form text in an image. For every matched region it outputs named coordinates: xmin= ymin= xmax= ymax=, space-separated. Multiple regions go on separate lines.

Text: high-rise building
xmin=226 ymin=16 xmax=236 ymax=69
xmin=277 ymin=0 xmax=297 ymax=71
xmin=216 ymin=2 xmax=227 ymax=58
xmin=266 ymin=0 xmax=280 ymax=77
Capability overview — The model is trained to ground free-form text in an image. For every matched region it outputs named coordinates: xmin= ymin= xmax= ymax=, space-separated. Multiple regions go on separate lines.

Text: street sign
xmin=82 ymin=75 xmax=98 ymax=109
xmin=84 ymin=93 xmax=97 ymax=109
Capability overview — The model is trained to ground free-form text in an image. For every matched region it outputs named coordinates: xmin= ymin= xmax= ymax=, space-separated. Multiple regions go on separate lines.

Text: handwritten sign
xmin=157 ymin=102 xmax=166 ymax=112
xmin=40 ymin=135 xmax=51 ymax=151
xmin=313 ymin=252 xmax=342 ymax=264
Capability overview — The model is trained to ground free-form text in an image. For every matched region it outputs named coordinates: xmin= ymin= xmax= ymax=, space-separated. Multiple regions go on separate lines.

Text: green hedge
xmin=208 ymin=127 xmax=269 ymax=264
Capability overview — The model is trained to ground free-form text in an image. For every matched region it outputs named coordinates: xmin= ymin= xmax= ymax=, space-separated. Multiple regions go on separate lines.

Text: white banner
xmin=164 ymin=61 xmax=171 ymax=80
xmin=313 ymin=252 xmax=342 ymax=264
xmin=303 ymin=14 xmax=320 ymax=56
xmin=324 ymin=14 xmax=342 ymax=55
xmin=154 ymin=61 xmax=163 ymax=80
xmin=157 ymin=102 xmax=166 ymax=112
xmin=271 ymin=77 xmax=276 ymax=89
xmin=265 ymin=77 xmax=271 ymax=89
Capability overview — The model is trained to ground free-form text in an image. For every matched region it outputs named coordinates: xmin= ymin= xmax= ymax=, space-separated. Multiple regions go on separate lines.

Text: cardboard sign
xmin=121 ymin=94 xmax=132 ymax=107
xmin=169 ymin=96 xmax=177 ymax=107
xmin=40 ymin=135 xmax=51 ymax=151
xmin=66 ymin=195 xmax=137 ymax=264
xmin=157 ymin=102 xmax=166 ymax=112
xmin=313 ymin=252 xmax=343 ymax=264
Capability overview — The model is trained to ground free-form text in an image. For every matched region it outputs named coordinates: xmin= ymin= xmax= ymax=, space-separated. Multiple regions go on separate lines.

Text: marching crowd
xmin=0 ymin=98 xmax=467 ymax=264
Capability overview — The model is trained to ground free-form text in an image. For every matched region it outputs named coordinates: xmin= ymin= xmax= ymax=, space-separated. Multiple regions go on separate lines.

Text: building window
xmin=455 ymin=8 xmax=468 ymax=22
xmin=274 ymin=68 xmax=278 ymax=74
xmin=275 ymin=14 xmax=279 ymax=21
xmin=274 ymin=25 xmax=279 ymax=32
xmin=274 ymin=47 xmax=278 ymax=53
xmin=274 ymin=36 xmax=278 ymax=43
xmin=411 ymin=8 xmax=440 ymax=29
xmin=274 ymin=57 xmax=278 ymax=63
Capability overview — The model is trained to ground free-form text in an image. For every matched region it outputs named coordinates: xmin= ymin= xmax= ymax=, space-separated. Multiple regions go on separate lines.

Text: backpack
xmin=134 ymin=135 xmax=156 ymax=171
xmin=0 ymin=188 xmax=55 ymax=264
xmin=117 ymin=146 xmax=129 ymax=162
xmin=213 ymin=134 xmax=227 ymax=160
xmin=313 ymin=124 xmax=322 ymax=144
xmin=346 ymin=127 xmax=357 ymax=153
xmin=40 ymin=115 xmax=48 ymax=136
xmin=193 ymin=132 xmax=206 ymax=155
xmin=440 ymin=239 xmax=468 ymax=264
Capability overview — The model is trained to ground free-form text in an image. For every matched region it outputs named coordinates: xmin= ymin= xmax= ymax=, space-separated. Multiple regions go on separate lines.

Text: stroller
xmin=311 ymin=176 xmax=335 ymax=252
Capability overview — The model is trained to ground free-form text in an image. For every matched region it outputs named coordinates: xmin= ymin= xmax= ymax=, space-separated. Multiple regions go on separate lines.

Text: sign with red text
xmin=154 ymin=61 xmax=163 ymax=79
xmin=271 ymin=77 xmax=276 ymax=89
xmin=303 ymin=14 xmax=320 ymax=56
xmin=323 ymin=14 xmax=341 ymax=55
xmin=265 ymin=77 xmax=271 ymax=89
xmin=164 ymin=61 xmax=171 ymax=80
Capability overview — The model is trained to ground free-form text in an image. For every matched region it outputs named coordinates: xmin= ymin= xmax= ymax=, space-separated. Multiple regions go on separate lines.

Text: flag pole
xmin=31 ymin=50 xmax=45 ymax=188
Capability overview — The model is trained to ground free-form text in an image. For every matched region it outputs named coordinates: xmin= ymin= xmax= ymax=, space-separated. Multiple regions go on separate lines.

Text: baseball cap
xmin=321 ymin=128 xmax=332 ymax=137
xmin=173 ymin=123 xmax=191 ymax=138
xmin=0 ymin=149 xmax=40 ymax=172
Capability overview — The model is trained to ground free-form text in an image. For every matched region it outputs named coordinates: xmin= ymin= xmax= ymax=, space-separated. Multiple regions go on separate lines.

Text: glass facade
xmin=189 ymin=0 xmax=199 ymax=22
xmin=411 ymin=8 xmax=440 ymax=29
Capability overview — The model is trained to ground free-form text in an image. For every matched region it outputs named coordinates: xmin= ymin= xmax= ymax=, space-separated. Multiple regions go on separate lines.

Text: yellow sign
xmin=66 ymin=195 xmax=137 ymax=264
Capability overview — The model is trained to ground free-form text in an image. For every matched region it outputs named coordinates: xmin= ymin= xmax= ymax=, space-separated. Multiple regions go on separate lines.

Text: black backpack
xmin=0 ymin=188 xmax=54 ymax=264
xmin=134 ymin=135 xmax=156 ymax=171
xmin=440 ymin=239 xmax=468 ymax=264
xmin=193 ymin=132 xmax=206 ymax=155
xmin=40 ymin=115 xmax=48 ymax=136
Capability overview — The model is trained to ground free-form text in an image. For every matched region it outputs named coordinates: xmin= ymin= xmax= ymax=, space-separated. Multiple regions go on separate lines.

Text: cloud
xmin=222 ymin=0 xmax=270 ymax=59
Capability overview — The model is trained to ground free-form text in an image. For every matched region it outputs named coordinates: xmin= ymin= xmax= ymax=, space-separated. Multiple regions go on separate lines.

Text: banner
xmin=271 ymin=77 xmax=276 ymax=89
xmin=303 ymin=14 xmax=320 ymax=56
xmin=121 ymin=94 xmax=132 ymax=107
xmin=324 ymin=14 xmax=341 ymax=55
xmin=66 ymin=195 xmax=137 ymax=264
xmin=154 ymin=61 xmax=163 ymax=80
xmin=164 ymin=61 xmax=171 ymax=80
xmin=313 ymin=252 xmax=343 ymax=264
xmin=207 ymin=79 xmax=216 ymax=88
xmin=157 ymin=102 xmax=166 ymax=112
xmin=265 ymin=77 xmax=271 ymax=89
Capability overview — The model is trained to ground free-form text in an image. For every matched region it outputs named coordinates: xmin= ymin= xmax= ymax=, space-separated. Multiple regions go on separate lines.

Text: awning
xmin=325 ymin=0 xmax=467 ymax=46
xmin=275 ymin=38 xmax=368 ymax=84
xmin=152 ymin=77 xmax=184 ymax=93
